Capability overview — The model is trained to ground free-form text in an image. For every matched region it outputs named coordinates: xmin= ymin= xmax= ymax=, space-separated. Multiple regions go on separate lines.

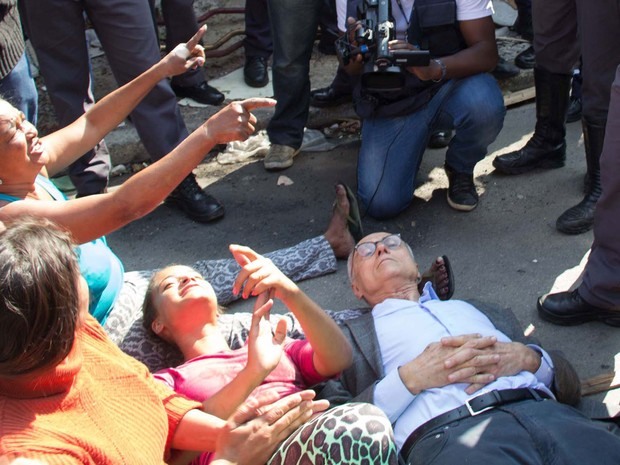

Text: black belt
xmin=400 ymin=388 xmax=551 ymax=460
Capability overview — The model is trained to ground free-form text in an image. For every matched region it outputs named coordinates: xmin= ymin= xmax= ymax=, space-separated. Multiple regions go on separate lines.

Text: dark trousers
xmin=581 ymin=64 xmax=620 ymax=309
xmin=266 ymin=0 xmax=339 ymax=148
xmin=405 ymin=400 xmax=620 ymax=465
xmin=21 ymin=0 xmax=188 ymax=196
xmin=244 ymin=0 xmax=273 ymax=58
xmin=532 ymin=0 xmax=620 ymax=126
xmin=150 ymin=0 xmax=206 ymax=87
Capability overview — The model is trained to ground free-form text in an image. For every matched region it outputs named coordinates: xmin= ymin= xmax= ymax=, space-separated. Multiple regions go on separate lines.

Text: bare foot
xmin=324 ymin=184 xmax=356 ymax=259
xmin=419 ymin=256 xmax=453 ymax=300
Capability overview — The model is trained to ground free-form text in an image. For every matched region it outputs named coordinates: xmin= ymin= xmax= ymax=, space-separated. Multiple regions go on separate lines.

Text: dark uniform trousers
xmin=581 ymin=65 xmax=620 ymax=309
xmin=21 ymin=0 xmax=188 ymax=196
xmin=533 ymin=0 xmax=620 ymax=307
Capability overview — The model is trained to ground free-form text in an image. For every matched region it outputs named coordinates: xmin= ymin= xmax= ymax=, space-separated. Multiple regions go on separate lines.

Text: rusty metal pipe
xmin=198 ymin=8 xmax=245 ymax=57
xmin=197 ymin=7 xmax=245 ymax=24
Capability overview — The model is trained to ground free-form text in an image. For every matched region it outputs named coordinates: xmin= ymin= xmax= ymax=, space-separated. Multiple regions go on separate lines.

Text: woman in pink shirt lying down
xmin=142 ymin=244 xmax=399 ymax=465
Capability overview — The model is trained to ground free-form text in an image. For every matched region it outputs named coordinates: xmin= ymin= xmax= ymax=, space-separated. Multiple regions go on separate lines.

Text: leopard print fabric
xmin=268 ymin=403 xmax=399 ymax=465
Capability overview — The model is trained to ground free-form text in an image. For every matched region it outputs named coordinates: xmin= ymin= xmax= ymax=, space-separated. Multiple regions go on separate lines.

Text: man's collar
xmin=420 ymin=281 xmax=439 ymax=302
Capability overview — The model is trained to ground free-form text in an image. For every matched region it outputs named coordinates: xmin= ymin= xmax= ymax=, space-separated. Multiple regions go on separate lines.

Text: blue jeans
xmin=0 ymin=53 xmax=38 ymax=125
xmin=357 ymin=73 xmax=505 ymax=219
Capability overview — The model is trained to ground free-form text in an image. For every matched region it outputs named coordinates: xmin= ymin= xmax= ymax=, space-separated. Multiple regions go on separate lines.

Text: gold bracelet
xmin=432 ymin=58 xmax=447 ymax=82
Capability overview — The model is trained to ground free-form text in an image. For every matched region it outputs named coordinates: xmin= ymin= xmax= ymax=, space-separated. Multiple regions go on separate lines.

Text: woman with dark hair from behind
xmin=0 ymin=217 xmax=329 ymax=465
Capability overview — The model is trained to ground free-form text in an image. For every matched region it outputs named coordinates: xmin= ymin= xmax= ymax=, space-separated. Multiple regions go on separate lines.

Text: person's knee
xmin=360 ymin=191 xmax=409 ymax=219
xmin=455 ymin=85 xmax=505 ymax=140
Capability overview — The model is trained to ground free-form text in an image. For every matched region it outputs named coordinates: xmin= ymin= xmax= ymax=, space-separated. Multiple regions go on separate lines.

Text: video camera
xmin=336 ymin=0 xmax=430 ymax=92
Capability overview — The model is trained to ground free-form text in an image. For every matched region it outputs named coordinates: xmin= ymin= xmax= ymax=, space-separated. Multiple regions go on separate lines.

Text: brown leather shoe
xmin=547 ymin=350 xmax=581 ymax=406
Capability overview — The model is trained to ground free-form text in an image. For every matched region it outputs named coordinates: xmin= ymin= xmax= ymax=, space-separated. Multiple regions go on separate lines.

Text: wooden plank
xmin=581 ymin=372 xmax=620 ymax=397
xmin=503 ymin=86 xmax=536 ymax=107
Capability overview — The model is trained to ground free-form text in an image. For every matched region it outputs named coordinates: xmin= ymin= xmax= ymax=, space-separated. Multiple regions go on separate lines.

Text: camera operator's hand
xmin=390 ymin=40 xmax=443 ymax=81
xmin=338 ymin=17 xmax=365 ymax=75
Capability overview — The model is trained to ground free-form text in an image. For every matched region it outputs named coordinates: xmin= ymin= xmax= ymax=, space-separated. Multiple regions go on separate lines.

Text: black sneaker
xmin=171 ymin=81 xmax=225 ymax=106
xmin=427 ymin=130 xmax=453 ymax=149
xmin=445 ymin=165 xmax=478 ymax=212
xmin=166 ymin=174 xmax=225 ymax=223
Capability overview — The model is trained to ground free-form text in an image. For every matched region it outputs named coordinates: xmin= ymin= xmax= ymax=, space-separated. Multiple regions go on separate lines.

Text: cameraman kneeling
xmin=340 ymin=0 xmax=505 ymax=217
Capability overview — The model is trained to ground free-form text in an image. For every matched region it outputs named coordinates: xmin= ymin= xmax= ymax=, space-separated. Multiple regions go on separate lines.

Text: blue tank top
xmin=0 ymin=176 xmax=124 ymax=324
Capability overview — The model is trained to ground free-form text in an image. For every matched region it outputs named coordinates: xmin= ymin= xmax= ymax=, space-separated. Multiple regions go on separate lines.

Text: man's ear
xmin=351 ymin=282 xmax=364 ymax=300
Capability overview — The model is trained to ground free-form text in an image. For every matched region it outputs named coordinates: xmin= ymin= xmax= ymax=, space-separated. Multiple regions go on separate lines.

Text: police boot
xmin=556 ymin=121 xmax=605 ymax=234
xmin=493 ymin=68 xmax=571 ymax=174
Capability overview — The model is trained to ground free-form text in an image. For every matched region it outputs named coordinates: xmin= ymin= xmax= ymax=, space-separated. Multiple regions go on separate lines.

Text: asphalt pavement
xmin=105 ymin=61 xmax=619 ymax=414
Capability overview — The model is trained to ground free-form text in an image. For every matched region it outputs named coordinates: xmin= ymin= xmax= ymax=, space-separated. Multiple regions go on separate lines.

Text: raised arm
xmin=230 ymin=245 xmax=353 ymax=377
xmin=43 ymin=27 xmax=208 ymax=175
xmin=202 ymin=296 xmax=288 ymax=419
xmin=0 ymin=98 xmax=276 ymax=244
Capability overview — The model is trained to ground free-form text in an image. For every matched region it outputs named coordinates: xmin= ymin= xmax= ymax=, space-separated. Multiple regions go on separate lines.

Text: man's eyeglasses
xmin=354 ymin=234 xmax=402 ymax=258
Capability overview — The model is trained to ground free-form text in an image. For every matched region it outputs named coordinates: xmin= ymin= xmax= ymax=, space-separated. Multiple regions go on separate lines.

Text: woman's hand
xmin=159 ymin=25 xmax=207 ymax=77
xmin=246 ymin=293 xmax=287 ymax=377
xmin=229 ymin=244 xmax=297 ymax=302
xmin=202 ymin=98 xmax=277 ymax=145
xmin=211 ymin=390 xmax=329 ymax=465
xmin=230 ymin=244 xmax=352 ymax=377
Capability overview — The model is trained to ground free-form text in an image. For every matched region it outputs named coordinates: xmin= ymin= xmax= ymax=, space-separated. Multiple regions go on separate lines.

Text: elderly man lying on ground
xmin=317 ymin=231 xmax=620 ymax=464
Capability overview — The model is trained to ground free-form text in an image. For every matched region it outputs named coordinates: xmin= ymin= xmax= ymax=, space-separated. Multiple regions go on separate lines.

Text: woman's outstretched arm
xmin=43 ymin=26 xmax=208 ymax=176
xmin=0 ymin=98 xmax=275 ymax=244
xmin=230 ymin=245 xmax=353 ymax=377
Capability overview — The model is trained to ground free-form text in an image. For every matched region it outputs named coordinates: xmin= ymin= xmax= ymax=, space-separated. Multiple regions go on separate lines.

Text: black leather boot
xmin=538 ymin=289 xmax=620 ymax=327
xmin=493 ymin=69 xmax=571 ymax=174
xmin=166 ymin=174 xmax=225 ymax=223
xmin=556 ymin=121 xmax=605 ymax=234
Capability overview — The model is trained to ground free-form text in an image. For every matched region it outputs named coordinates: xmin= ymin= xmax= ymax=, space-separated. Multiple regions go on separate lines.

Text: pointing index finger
xmin=229 ymin=244 xmax=263 ymax=264
xmin=239 ymin=98 xmax=277 ymax=111
xmin=186 ymin=25 xmax=207 ymax=50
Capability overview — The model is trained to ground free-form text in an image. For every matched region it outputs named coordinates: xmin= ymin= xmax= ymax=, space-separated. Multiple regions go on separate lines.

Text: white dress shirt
xmin=372 ymin=283 xmax=555 ymax=448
